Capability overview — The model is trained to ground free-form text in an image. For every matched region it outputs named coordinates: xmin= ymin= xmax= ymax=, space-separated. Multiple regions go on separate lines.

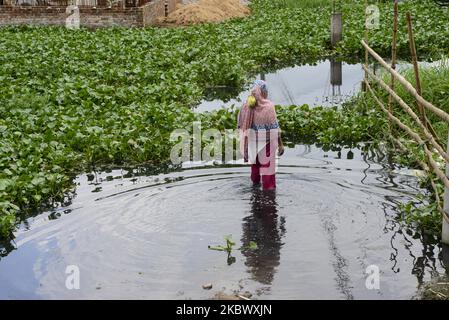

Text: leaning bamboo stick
xmin=366 ymin=81 xmax=425 ymax=147
xmin=430 ymin=178 xmax=443 ymax=213
xmin=363 ymin=65 xmax=449 ymax=163
xmin=365 ymin=81 xmax=449 ymax=204
xmin=361 ymin=40 xmax=449 ymax=124
xmin=392 ymin=135 xmax=447 ymax=222
xmin=389 ymin=136 xmax=448 ymax=221
xmin=391 ymin=136 xmax=430 ymax=171
xmin=392 ymin=136 xmax=408 ymax=152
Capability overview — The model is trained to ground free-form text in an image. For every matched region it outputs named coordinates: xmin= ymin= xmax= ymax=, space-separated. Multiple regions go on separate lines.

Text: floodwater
xmin=197 ymin=59 xmax=364 ymax=112
xmin=196 ymin=58 xmax=425 ymax=113
xmin=1 ymin=144 xmax=448 ymax=299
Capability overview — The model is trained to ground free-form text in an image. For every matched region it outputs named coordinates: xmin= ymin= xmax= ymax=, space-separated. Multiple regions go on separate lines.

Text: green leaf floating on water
xmin=224 ymin=234 xmax=235 ymax=249
xmin=208 ymin=235 xmax=258 ymax=254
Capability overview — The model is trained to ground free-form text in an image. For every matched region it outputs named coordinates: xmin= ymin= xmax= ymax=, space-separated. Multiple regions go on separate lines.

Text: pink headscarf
xmin=238 ymin=81 xmax=279 ymax=162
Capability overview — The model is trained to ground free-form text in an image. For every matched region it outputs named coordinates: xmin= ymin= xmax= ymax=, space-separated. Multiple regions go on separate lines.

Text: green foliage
xmin=197 ymin=101 xmax=387 ymax=151
xmin=330 ymin=0 xmax=449 ymax=58
xmin=208 ymin=234 xmax=237 ymax=253
xmin=272 ymin=0 xmax=334 ymax=9
xmin=276 ymin=103 xmax=387 ymax=149
xmin=208 ymin=234 xmax=257 ymax=265
xmin=0 ymin=202 xmax=17 ymax=239
xmin=353 ymin=58 xmax=449 ymax=236
xmin=398 ymin=201 xmax=442 ymax=238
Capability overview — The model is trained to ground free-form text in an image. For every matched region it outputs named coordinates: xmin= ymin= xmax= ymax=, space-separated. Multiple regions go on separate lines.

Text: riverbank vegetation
xmin=357 ymin=58 xmax=449 ymax=239
xmin=1 ymin=0 xmax=448 ymax=238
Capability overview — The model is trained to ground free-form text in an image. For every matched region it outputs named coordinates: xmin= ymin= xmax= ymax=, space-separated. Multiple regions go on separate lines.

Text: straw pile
xmin=161 ymin=0 xmax=251 ymax=25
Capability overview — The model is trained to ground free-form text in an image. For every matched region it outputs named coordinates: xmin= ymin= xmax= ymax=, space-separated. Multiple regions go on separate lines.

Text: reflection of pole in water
xmin=240 ymin=189 xmax=285 ymax=285
xmin=442 ymin=244 xmax=449 ymax=271
xmin=330 ymin=58 xmax=342 ymax=105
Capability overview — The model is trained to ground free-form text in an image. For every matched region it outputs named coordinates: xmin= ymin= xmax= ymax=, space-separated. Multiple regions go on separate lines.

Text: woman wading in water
xmin=238 ymin=80 xmax=284 ymax=190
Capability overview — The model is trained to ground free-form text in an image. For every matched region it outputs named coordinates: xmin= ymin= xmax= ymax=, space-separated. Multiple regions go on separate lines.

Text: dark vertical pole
xmin=363 ymin=0 xmax=368 ymax=92
xmin=331 ymin=12 xmax=342 ymax=48
xmin=330 ymin=59 xmax=342 ymax=86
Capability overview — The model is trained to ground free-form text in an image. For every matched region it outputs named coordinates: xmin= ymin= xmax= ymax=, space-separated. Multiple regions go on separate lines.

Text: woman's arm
xmin=278 ymin=130 xmax=284 ymax=156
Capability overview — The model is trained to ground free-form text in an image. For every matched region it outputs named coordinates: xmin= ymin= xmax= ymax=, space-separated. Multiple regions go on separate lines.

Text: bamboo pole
xmin=431 ymin=178 xmax=443 ymax=213
xmin=363 ymin=0 xmax=369 ymax=92
xmin=406 ymin=13 xmax=424 ymax=117
xmin=391 ymin=138 xmax=440 ymax=204
xmin=365 ymin=81 xmax=449 ymax=206
xmin=391 ymin=137 xmax=440 ymax=205
xmin=367 ymin=82 xmax=425 ymax=148
xmin=363 ymin=65 xmax=449 ymax=162
xmin=361 ymin=40 xmax=449 ymax=124
xmin=443 ymin=130 xmax=449 ymax=244
xmin=388 ymin=0 xmax=399 ymax=116
xmin=391 ymin=136 xmax=430 ymax=172
xmin=406 ymin=12 xmax=440 ymax=141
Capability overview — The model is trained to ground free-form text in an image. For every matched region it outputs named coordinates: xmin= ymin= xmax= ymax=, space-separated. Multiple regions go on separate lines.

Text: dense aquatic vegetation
xmin=276 ymin=103 xmax=386 ymax=148
xmin=1 ymin=0 xmax=448 ymax=238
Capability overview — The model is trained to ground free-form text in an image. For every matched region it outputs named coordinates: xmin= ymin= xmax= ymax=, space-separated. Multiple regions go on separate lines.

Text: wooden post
xmin=443 ymin=130 xmax=449 ymax=245
xmin=331 ymin=12 xmax=342 ymax=48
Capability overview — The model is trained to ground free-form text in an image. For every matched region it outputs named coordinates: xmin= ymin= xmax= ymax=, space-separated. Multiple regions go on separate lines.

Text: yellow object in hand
xmin=247 ymin=95 xmax=256 ymax=108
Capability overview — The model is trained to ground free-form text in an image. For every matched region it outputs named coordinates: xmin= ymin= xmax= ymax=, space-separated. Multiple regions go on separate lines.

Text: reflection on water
xmin=0 ymin=144 xmax=448 ymax=299
xmin=196 ymin=59 xmax=364 ymax=112
xmin=241 ymin=189 xmax=285 ymax=287
xmin=196 ymin=58 xmax=427 ymax=113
